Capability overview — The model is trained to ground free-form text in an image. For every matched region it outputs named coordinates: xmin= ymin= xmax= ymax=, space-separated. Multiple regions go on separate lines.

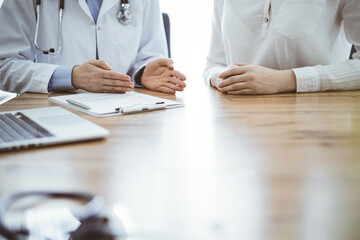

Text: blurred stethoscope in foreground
xmin=0 ymin=191 xmax=126 ymax=240
xmin=35 ymin=0 xmax=134 ymax=55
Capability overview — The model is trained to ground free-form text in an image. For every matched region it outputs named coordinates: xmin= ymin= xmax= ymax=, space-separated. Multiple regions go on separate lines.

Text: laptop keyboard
xmin=0 ymin=112 xmax=54 ymax=143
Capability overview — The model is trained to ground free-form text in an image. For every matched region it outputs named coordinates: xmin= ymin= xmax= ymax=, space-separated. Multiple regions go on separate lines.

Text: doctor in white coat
xmin=0 ymin=0 xmax=186 ymax=94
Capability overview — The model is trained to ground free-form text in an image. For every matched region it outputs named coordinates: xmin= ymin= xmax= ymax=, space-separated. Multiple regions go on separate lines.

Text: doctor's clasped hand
xmin=71 ymin=58 xmax=186 ymax=94
xmin=141 ymin=58 xmax=186 ymax=94
xmin=71 ymin=60 xmax=134 ymax=93
xmin=0 ymin=0 xmax=186 ymax=95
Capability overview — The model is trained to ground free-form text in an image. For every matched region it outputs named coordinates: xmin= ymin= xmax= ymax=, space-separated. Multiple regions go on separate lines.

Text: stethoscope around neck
xmin=34 ymin=0 xmax=134 ymax=55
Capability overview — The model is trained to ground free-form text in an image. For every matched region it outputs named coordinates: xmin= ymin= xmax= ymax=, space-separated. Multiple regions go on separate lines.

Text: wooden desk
xmin=1 ymin=87 xmax=360 ymax=240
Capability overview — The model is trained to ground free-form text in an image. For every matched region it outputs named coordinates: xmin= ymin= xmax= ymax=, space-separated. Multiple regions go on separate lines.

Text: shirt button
xmin=264 ymin=17 xmax=269 ymax=23
xmin=90 ymin=21 xmax=95 ymax=25
xmin=97 ymin=26 xmax=101 ymax=30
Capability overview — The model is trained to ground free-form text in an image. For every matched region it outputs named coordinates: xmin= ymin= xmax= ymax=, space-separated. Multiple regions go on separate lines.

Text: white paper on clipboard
xmin=49 ymin=92 xmax=184 ymax=117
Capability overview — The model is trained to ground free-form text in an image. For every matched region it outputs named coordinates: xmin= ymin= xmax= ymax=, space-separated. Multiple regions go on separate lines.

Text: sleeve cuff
xmin=203 ymin=66 xmax=227 ymax=87
xmin=134 ymin=66 xmax=146 ymax=87
xmin=48 ymin=65 xmax=76 ymax=92
xmin=292 ymin=66 xmax=321 ymax=93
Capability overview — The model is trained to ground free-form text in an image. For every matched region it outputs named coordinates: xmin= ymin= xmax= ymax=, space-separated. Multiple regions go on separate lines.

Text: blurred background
xmin=0 ymin=0 xmax=214 ymax=103
xmin=0 ymin=0 xmax=16 ymax=103
xmin=159 ymin=0 xmax=213 ymax=89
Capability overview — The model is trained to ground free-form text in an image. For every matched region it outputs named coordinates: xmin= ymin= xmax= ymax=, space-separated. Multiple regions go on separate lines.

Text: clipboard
xmin=49 ymin=92 xmax=184 ymax=117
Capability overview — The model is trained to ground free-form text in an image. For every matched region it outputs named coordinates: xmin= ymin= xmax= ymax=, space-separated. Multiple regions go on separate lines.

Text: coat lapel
xmin=98 ymin=0 xmax=119 ymax=20
xmin=78 ymin=0 xmax=93 ymax=20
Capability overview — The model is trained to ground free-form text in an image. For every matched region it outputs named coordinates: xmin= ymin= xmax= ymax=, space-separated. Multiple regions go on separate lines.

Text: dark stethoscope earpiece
xmin=70 ymin=216 xmax=120 ymax=240
xmin=34 ymin=0 xmax=64 ymax=55
xmin=0 ymin=192 xmax=126 ymax=240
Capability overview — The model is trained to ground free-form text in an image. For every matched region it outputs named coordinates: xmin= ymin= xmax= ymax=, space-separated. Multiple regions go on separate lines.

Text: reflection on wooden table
xmin=0 ymin=86 xmax=360 ymax=240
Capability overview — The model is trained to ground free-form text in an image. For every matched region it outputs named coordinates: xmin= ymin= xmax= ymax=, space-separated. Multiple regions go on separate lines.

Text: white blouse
xmin=204 ymin=0 xmax=360 ymax=92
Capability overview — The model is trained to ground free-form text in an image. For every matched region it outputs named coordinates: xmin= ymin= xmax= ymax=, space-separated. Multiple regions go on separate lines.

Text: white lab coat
xmin=0 ymin=0 xmax=168 ymax=93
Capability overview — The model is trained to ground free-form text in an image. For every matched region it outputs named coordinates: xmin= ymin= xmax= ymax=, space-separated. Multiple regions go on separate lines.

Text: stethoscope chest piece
xmin=117 ymin=2 xmax=134 ymax=25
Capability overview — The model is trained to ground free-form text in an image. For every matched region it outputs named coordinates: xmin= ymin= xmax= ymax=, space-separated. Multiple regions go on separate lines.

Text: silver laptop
xmin=0 ymin=107 xmax=109 ymax=151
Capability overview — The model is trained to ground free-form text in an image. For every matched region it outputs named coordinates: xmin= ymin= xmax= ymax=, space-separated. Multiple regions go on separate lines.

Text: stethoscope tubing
xmin=35 ymin=0 xmax=64 ymax=55
xmin=34 ymin=0 xmax=133 ymax=56
xmin=0 ymin=191 xmax=104 ymax=240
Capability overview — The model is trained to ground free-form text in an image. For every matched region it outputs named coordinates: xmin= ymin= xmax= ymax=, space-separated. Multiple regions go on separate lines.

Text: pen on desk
xmin=66 ymin=99 xmax=91 ymax=110
xmin=115 ymin=102 xmax=167 ymax=114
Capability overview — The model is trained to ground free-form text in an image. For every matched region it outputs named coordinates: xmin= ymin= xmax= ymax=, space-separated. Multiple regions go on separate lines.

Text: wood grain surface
xmin=1 ymin=86 xmax=360 ymax=240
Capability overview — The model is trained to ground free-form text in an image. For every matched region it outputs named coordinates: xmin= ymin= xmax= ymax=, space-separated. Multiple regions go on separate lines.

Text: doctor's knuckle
xmin=89 ymin=72 xmax=98 ymax=80
xmin=247 ymin=73 xmax=256 ymax=81
xmin=95 ymin=80 xmax=104 ymax=88
xmin=96 ymin=72 xmax=104 ymax=79
xmin=252 ymin=85 xmax=260 ymax=93
xmin=248 ymin=65 xmax=256 ymax=71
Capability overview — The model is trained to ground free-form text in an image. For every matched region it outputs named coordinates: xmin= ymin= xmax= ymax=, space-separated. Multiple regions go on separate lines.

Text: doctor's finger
xmin=171 ymin=70 xmax=186 ymax=81
xmin=102 ymin=71 xmax=131 ymax=81
xmin=158 ymin=86 xmax=176 ymax=94
xmin=167 ymin=77 xmax=186 ymax=88
xmin=102 ymin=79 xmax=134 ymax=88
xmin=89 ymin=60 xmax=112 ymax=70
xmin=157 ymin=58 xmax=174 ymax=70
xmin=163 ymin=82 xmax=184 ymax=92
xmin=101 ymin=86 xmax=133 ymax=93
xmin=219 ymin=66 xmax=249 ymax=79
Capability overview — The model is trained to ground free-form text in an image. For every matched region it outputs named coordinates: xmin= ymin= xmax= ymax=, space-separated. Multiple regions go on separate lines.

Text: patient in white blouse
xmin=204 ymin=0 xmax=360 ymax=94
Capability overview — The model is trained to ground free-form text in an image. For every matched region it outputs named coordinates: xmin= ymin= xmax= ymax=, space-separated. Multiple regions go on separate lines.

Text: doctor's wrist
xmin=48 ymin=65 xmax=77 ymax=92
xmin=71 ymin=65 xmax=80 ymax=89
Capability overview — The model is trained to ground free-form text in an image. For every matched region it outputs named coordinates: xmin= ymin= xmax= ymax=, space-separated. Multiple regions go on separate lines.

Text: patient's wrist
xmin=279 ymin=70 xmax=297 ymax=93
